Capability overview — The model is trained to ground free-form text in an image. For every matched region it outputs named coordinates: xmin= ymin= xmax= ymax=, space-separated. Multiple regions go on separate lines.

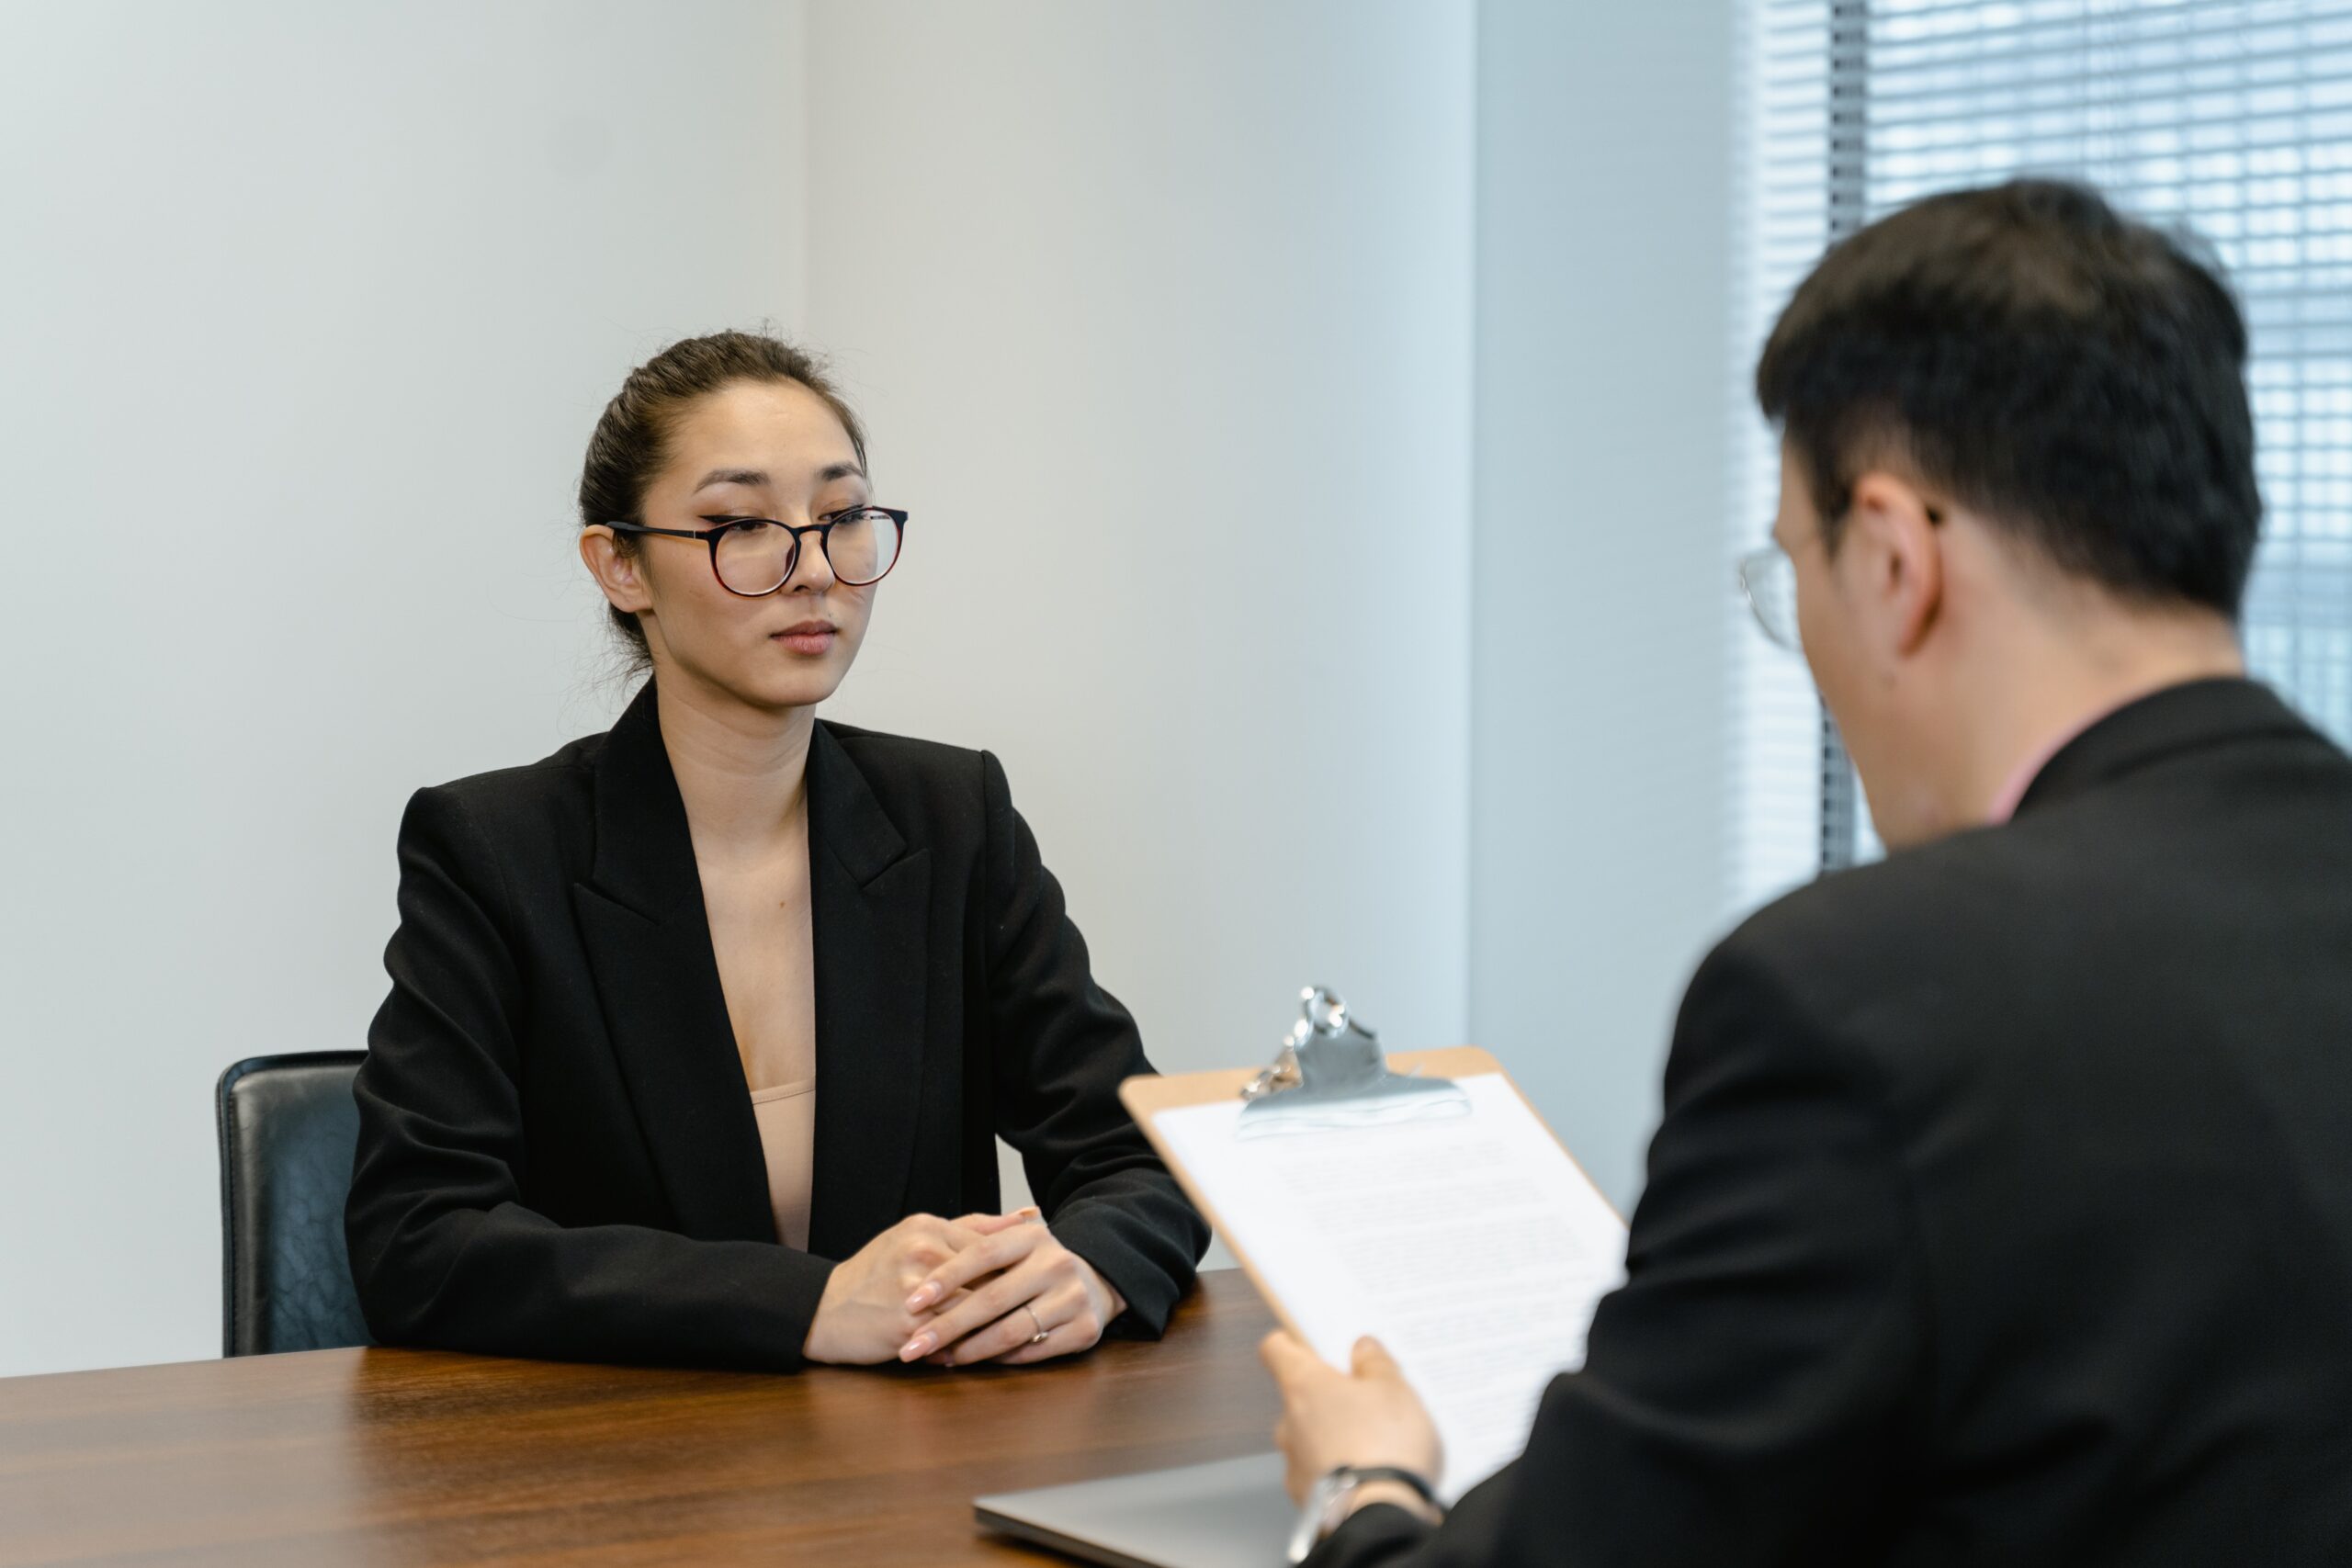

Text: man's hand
xmin=1261 ymin=1332 xmax=1443 ymax=1513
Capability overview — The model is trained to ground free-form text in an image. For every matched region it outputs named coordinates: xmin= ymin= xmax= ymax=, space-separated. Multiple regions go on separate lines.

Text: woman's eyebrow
xmin=689 ymin=461 xmax=865 ymax=493
xmin=691 ymin=468 xmax=769 ymax=492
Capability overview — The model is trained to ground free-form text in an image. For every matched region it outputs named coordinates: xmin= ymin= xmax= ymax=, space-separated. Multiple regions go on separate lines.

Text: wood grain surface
xmin=0 ymin=1269 xmax=1278 ymax=1566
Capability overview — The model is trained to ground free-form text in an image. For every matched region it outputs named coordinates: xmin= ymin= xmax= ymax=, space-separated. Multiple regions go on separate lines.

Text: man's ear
xmin=1842 ymin=468 xmax=1943 ymax=658
xmin=579 ymin=525 xmax=653 ymax=615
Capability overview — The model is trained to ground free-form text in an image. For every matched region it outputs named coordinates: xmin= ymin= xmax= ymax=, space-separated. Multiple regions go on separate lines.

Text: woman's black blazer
xmin=345 ymin=681 xmax=1207 ymax=1371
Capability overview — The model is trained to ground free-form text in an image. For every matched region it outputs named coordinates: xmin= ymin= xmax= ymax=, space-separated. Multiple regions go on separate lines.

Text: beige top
xmin=749 ymin=1079 xmax=816 ymax=1252
xmin=707 ymin=800 xmax=820 ymax=1254
xmin=735 ymin=931 xmax=819 ymax=1251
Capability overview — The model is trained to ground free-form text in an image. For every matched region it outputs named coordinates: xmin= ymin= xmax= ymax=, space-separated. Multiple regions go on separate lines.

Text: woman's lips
xmin=773 ymin=621 xmax=836 ymax=656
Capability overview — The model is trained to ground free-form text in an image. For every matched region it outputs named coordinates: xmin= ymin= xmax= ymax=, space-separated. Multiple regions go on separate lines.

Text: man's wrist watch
xmin=1286 ymin=1464 xmax=1443 ymax=1564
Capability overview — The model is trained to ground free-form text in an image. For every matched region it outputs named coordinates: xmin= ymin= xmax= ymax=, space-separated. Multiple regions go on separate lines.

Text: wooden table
xmin=0 ymin=1269 xmax=1279 ymax=1565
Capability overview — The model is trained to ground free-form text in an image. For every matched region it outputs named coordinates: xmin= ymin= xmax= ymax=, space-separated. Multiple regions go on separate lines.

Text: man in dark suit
xmin=1264 ymin=179 xmax=2352 ymax=1565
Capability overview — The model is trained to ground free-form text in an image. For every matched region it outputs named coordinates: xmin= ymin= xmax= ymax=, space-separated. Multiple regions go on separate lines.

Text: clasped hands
xmin=802 ymin=1208 xmax=1126 ymax=1368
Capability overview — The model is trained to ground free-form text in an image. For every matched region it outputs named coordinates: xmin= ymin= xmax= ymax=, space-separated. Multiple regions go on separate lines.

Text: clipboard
xmin=1115 ymin=990 xmax=1629 ymax=1503
xmin=1122 ymin=1044 xmax=1596 ymax=1345
xmin=973 ymin=992 xmax=1627 ymax=1566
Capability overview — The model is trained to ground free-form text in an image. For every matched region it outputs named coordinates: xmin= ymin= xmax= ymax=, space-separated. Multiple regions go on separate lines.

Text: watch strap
xmin=1330 ymin=1465 xmax=1442 ymax=1512
xmin=1288 ymin=1464 xmax=1443 ymax=1564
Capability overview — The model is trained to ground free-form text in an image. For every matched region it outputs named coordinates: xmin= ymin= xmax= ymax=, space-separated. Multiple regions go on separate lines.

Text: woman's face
xmin=586 ymin=378 xmax=877 ymax=713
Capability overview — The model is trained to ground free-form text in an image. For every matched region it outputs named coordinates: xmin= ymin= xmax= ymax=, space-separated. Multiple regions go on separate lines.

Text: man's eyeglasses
xmin=1740 ymin=501 xmax=1942 ymax=650
xmin=606 ymin=507 xmax=908 ymax=597
xmin=1737 ymin=541 xmax=1800 ymax=651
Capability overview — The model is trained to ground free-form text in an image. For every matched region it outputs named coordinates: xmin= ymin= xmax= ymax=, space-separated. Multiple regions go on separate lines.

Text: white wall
xmin=0 ymin=0 xmax=1478 ymax=1375
xmin=0 ymin=0 xmax=807 ymax=1378
xmin=1469 ymin=1 xmax=1739 ymax=1208
xmin=800 ymin=3 xmax=1476 ymax=1079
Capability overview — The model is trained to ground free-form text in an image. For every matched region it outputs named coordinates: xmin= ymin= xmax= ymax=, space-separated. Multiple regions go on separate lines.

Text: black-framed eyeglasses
xmin=605 ymin=507 xmax=908 ymax=596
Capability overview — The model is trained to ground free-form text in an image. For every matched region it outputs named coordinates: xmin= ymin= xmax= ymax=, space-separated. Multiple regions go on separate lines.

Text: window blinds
xmin=1732 ymin=0 xmax=2352 ymax=915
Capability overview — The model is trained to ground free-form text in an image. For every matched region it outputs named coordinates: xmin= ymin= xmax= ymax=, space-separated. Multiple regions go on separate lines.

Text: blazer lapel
xmin=572 ymin=682 xmax=777 ymax=1244
xmin=804 ymin=722 xmax=933 ymax=1261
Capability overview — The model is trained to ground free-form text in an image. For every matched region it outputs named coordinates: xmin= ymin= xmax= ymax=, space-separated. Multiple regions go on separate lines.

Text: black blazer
xmin=1323 ymin=679 xmax=2352 ymax=1567
xmin=345 ymin=682 xmax=1207 ymax=1371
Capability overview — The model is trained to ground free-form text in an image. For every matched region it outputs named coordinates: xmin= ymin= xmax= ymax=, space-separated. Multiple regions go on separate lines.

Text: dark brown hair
xmin=1757 ymin=179 xmax=2258 ymax=616
xmin=579 ymin=330 xmax=869 ymax=670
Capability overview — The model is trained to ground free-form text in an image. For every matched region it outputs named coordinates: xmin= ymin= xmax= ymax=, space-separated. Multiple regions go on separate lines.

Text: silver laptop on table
xmin=975 ymin=1453 xmax=1295 ymax=1568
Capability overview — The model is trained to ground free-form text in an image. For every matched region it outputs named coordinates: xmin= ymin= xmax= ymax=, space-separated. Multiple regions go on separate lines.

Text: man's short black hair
xmin=1756 ymin=178 xmax=2261 ymax=617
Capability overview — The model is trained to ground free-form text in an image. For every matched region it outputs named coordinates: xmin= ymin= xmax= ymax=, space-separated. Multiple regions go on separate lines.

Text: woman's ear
xmin=579 ymin=525 xmax=653 ymax=615
xmin=1843 ymin=469 xmax=1944 ymax=660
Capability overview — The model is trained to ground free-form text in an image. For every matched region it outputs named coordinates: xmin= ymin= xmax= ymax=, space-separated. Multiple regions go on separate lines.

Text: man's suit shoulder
xmin=1707 ymin=815 xmax=2089 ymax=1051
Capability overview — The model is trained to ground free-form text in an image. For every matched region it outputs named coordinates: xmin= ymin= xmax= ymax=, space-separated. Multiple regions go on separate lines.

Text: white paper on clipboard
xmin=1152 ymin=1073 xmax=1627 ymax=1503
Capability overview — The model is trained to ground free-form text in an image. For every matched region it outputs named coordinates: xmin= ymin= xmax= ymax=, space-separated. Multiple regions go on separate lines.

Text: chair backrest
xmin=215 ymin=1052 xmax=373 ymax=1356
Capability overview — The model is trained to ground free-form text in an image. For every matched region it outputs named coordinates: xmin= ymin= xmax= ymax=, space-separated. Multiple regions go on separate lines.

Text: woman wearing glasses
xmin=345 ymin=331 xmax=1206 ymax=1372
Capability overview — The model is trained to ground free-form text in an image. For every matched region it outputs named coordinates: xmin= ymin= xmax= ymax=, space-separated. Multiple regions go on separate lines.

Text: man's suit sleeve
xmin=1311 ymin=938 xmax=1926 ymax=1567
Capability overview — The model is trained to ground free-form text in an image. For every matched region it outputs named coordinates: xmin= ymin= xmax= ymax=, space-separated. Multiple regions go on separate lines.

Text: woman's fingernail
xmin=906 ymin=1285 xmax=935 ymax=1311
xmin=899 ymin=1333 xmax=935 ymax=1362
xmin=1018 ymin=1205 xmax=1041 ymax=1218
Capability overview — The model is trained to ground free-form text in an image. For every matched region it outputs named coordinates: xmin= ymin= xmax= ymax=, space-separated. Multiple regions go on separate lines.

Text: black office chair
xmin=215 ymin=1051 xmax=374 ymax=1356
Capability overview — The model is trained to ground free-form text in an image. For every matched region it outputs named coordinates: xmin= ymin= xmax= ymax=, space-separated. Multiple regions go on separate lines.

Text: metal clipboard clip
xmin=1236 ymin=986 xmax=1470 ymax=1139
